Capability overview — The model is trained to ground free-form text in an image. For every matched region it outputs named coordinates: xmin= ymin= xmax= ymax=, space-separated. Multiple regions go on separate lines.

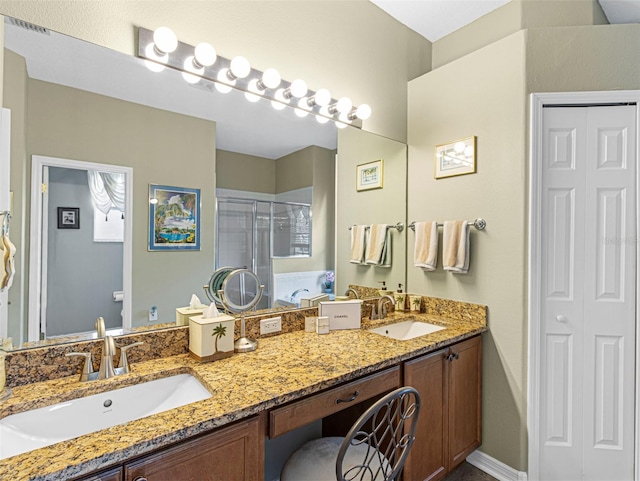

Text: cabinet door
xmin=403 ymin=347 xmax=448 ymax=481
xmin=74 ymin=467 xmax=123 ymax=481
xmin=447 ymin=335 xmax=482 ymax=469
xmin=124 ymin=416 xmax=263 ymax=481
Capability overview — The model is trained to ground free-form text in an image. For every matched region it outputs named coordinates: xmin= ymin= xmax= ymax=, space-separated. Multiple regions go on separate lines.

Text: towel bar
xmin=408 ymin=218 xmax=486 ymax=231
xmin=348 ymin=222 xmax=405 ymax=233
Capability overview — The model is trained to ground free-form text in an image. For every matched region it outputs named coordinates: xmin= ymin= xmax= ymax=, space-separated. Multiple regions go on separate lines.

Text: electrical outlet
xmin=149 ymin=306 xmax=158 ymax=322
xmin=260 ymin=316 xmax=282 ymax=335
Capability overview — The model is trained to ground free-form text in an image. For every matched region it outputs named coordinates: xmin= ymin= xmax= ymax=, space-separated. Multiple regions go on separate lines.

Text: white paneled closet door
xmin=540 ymin=105 xmax=636 ymax=480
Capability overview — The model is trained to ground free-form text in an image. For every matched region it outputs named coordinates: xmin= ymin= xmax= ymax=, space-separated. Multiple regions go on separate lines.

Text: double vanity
xmin=0 ymin=300 xmax=486 ymax=481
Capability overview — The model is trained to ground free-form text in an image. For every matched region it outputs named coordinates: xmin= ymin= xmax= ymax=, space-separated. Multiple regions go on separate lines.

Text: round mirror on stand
xmin=206 ymin=268 xmax=264 ymax=353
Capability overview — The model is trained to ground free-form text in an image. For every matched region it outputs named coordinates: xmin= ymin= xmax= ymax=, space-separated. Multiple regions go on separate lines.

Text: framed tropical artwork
xmin=148 ymin=184 xmax=200 ymax=251
xmin=356 ymin=159 xmax=384 ymax=191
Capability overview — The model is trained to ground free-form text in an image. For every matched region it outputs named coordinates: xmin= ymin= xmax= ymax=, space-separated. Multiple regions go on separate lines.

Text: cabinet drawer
xmin=269 ymin=365 xmax=400 ymax=438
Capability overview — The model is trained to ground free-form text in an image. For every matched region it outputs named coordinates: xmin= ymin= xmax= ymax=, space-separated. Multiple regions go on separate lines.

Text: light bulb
xmin=336 ymin=97 xmax=353 ymax=114
xmin=338 ymin=112 xmax=352 ymax=124
xmin=194 ymin=42 xmax=217 ymax=67
xmin=182 ymin=56 xmax=203 ymax=84
xmin=245 ymin=79 xmax=262 ymax=103
xmin=215 ymin=68 xmax=235 ymax=93
xmin=454 ymin=142 xmax=465 ymax=154
xmin=229 ymin=56 xmax=251 ymax=79
xmin=355 ymin=104 xmax=372 ymax=120
xmin=144 ymin=43 xmax=166 ymax=72
xmin=313 ymin=88 xmax=332 ymax=107
xmin=295 ymin=98 xmax=310 ymax=117
xmin=289 ymin=79 xmax=308 ymax=98
xmin=153 ymin=27 xmax=178 ymax=54
xmin=261 ymin=68 xmax=281 ymax=89
xmin=316 ymin=105 xmax=331 ymax=124
xmin=271 ymin=88 xmax=288 ymax=110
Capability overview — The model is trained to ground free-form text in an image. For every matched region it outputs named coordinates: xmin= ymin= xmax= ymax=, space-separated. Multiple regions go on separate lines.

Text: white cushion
xmin=281 ymin=436 xmax=387 ymax=481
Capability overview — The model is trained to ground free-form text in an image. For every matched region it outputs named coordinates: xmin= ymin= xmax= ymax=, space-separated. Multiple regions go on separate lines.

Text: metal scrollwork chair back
xmin=336 ymin=386 xmax=421 ymax=481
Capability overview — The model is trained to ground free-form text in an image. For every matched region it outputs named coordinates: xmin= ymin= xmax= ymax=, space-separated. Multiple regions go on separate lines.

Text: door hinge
xmin=41 ymin=183 xmax=47 ymax=194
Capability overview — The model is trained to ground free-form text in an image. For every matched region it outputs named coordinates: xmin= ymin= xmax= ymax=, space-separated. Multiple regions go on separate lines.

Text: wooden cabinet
xmin=124 ymin=415 xmax=263 ymax=481
xmin=74 ymin=467 xmax=123 ymax=481
xmin=403 ymin=335 xmax=482 ymax=481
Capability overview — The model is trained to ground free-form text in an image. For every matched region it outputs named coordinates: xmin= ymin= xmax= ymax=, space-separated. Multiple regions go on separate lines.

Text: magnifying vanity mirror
xmin=0 ymin=15 xmax=408 ymax=352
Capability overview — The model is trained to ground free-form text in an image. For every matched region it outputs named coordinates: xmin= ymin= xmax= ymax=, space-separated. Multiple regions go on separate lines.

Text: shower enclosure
xmin=215 ymin=197 xmax=312 ymax=309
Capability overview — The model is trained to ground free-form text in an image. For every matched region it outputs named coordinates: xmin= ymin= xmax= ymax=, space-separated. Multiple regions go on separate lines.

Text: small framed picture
xmin=356 ymin=159 xmax=384 ymax=191
xmin=435 ymin=136 xmax=476 ymax=179
xmin=58 ymin=207 xmax=80 ymax=229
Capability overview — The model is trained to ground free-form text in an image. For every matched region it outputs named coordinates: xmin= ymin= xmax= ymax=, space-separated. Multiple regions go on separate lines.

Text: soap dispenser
xmin=393 ymin=284 xmax=406 ymax=312
xmin=377 ymin=281 xmax=393 ymax=297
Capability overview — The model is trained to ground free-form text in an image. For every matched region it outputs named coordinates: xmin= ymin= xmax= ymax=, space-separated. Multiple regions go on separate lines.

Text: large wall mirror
xmin=0 ymin=15 xmax=407 ymax=351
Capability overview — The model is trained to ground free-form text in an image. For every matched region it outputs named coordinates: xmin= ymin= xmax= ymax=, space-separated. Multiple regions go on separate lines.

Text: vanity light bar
xmin=137 ymin=27 xmax=370 ymax=128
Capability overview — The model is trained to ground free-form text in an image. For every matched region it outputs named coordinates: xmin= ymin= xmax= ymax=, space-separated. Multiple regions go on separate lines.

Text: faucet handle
xmin=65 ymin=352 xmax=94 ymax=381
xmin=118 ymin=341 xmax=144 ymax=374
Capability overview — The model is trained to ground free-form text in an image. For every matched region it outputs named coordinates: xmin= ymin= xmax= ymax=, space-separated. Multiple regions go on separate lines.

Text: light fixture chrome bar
xmin=136 ymin=27 xmax=364 ymax=128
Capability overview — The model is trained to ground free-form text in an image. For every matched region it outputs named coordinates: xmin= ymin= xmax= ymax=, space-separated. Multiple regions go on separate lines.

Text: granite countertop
xmin=0 ymin=312 xmax=487 ymax=481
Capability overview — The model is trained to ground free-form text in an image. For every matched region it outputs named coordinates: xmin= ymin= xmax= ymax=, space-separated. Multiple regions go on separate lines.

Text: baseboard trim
xmin=466 ymin=450 xmax=528 ymax=481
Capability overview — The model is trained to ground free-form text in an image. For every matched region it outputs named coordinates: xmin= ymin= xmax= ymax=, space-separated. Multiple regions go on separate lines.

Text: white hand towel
xmin=365 ymin=224 xmax=391 ymax=268
xmin=349 ymin=225 xmax=367 ymax=264
xmin=443 ymin=220 xmax=470 ymax=274
xmin=413 ymin=221 xmax=438 ymax=271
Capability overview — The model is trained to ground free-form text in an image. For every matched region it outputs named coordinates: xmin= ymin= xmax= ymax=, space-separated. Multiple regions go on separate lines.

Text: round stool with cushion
xmin=281 ymin=386 xmax=421 ymax=481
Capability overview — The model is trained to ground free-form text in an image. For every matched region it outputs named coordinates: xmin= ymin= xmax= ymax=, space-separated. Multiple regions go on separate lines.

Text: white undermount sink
xmin=368 ymin=320 xmax=445 ymax=341
xmin=0 ymin=373 xmax=211 ymax=460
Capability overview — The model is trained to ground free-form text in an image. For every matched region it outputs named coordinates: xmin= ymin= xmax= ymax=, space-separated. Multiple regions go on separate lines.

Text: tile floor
xmin=444 ymin=462 xmax=498 ymax=481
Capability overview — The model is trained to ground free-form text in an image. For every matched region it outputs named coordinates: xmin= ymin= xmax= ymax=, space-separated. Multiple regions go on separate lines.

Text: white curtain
xmin=87 ymin=171 xmax=125 ymax=215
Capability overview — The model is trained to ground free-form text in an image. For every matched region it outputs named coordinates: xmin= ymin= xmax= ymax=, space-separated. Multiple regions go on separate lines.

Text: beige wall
xmin=0 ymin=1 xmax=432 ymax=143
xmin=409 ymin=32 xmax=528 ymax=470
xmin=336 ymin=128 xmax=407 ymax=294
xmin=216 ymin=150 xmax=276 ymax=194
xmin=409 ymin=17 xmax=640 ymax=475
xmin=276 ymin=147 xmax=313 ymax=194
xmin=432 ymin=0 xmax=607 ymax=69
xmin=5 ymin=74 xmax=217 ymax=329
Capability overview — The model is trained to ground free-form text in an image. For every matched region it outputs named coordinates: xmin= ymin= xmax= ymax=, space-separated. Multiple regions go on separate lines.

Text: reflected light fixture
xmin=137 ymin=26 xmax=371 ymax=126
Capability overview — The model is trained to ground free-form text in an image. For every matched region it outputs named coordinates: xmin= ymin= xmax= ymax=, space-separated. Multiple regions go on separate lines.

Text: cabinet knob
xmin=447 ymin=352 xmax=460 ymax=362
xmin=133 ymin=477 xmax=148 ymax=481
xmin=556 ymin=315 xmax=568 ymax=323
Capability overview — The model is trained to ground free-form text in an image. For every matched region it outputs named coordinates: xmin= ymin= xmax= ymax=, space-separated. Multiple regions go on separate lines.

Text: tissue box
xmin=319 ymin=300 xmax=361 ymax=330
xmin=189 ymin=314 xmax=235 ymax=362
xmin=176 ymin=307 xmax=204 ymax=326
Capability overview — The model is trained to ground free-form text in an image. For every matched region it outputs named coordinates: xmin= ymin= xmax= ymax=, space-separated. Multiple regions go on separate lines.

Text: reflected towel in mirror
xmin=443 ymin=220 xmax=470 ymax=274
xmin=349 ymin=225 xmax=367 ymax=264
xmin=413 ymin=221 xmax=438 ymax=271
xmin=365 ymin=224 xmax=391 ymax=268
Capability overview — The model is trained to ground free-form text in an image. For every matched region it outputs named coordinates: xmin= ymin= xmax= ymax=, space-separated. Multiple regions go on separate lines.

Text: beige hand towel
xmin=413 ymin=221 xmax=438 ymax=271
xmin=365 ymin=224 xmax=390 ymax=266
xmin=443 ymin=220 xmax=470 ymax=274
xmin=349 ymin=225 xmax=367 ymax=264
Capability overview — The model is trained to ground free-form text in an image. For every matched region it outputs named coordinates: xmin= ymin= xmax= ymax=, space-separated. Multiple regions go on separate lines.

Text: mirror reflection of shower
xmin=215 ymin=193 xmax=312 ymax=309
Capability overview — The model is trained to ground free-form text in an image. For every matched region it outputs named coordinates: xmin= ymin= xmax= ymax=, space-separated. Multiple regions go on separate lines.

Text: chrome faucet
xmin=377 ymin=295 xmax=396 ymax=320
xmin=66 ymin=336 xmax=143 ymax=382
xmin=290 ymin=288 xmax=309 ymax=302
xmin=345 ymin=288 xmax=359 ymax=299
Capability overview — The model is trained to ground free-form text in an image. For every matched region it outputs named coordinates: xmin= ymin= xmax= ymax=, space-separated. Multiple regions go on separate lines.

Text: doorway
xmin=529 ymin=92 xmax=640 ymax=480
xmin=29 ymin=155 xmax=133 ymax=341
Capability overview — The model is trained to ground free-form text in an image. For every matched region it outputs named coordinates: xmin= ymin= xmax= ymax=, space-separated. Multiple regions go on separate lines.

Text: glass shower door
xmin=216 ymin=199 xmax=271 ymax=310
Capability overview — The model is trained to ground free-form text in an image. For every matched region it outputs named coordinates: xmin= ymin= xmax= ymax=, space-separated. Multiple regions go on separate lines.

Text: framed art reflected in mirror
xmin=148 ymin=184 xmax=200 ymax=251
xmin=57 ymin=207 xmax=80 ymax=229
xmin=435 ymin=136 xmax=476 ymax=179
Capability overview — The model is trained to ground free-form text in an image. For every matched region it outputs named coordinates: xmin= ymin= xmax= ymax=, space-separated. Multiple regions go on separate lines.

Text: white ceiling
xmin=370 ymin=0 xmax=640 ymax=42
